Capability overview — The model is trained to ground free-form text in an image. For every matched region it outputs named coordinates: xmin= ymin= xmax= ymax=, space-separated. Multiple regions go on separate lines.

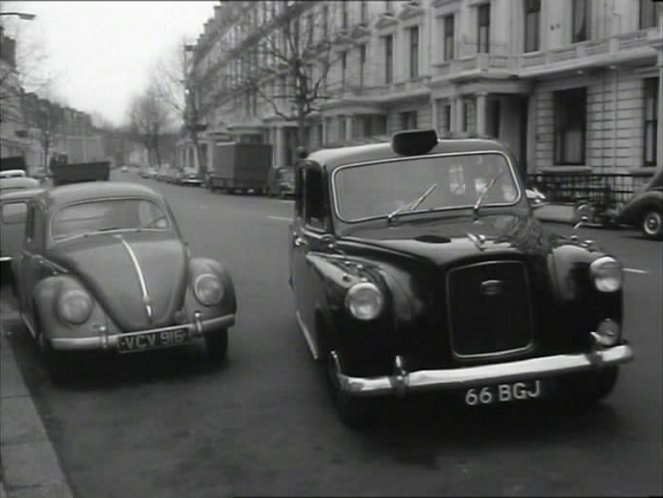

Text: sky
xmin=1 ymin=1 xmax=218 ymax=126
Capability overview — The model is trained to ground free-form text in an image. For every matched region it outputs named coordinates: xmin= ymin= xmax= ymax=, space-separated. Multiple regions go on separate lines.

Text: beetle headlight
xmin=194 ymin=273 xmax=224 ymax=306
xmin=345 ymin=282 xmax=384 ymax=321
xmin=590 ymin=256 xmax=622 ymax=292
xmin=58 ymin=289 xmax=93 ymax=324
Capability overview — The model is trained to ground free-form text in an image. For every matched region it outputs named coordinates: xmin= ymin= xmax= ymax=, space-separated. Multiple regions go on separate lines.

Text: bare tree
xmin=20 ymin=91 xmax=63 ymax=170
xmin=223 ymin=2 xmax=357 ymax=148
xmin=127 ymin=86 xmax=172 ymax=168
xmin=152 ymin=38 xmax=208 ymax=175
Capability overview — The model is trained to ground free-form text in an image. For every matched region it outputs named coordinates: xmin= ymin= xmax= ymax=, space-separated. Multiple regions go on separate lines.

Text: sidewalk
xmin=0 ymin=303 xmax=74 ymax=498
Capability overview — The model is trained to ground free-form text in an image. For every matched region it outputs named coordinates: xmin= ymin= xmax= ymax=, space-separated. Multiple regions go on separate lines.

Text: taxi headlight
xmin=58 ymin=289 xmax=93 ymax=324
xmin=194 ymin=273 xmax=224 ymax=306
xmin=345 ymin=282 xmax=384 ymax=321
xmin=589 ymin=256 xmax=623 ymax=292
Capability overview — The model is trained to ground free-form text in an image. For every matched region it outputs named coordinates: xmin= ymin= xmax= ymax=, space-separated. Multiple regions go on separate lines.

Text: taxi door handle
xmin=293 ymin=236 xmax=307 ymax=248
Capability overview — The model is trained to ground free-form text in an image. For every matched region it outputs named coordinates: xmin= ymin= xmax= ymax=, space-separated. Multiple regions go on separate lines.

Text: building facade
xmin=185 ymin=0 xmax=662 ymax=178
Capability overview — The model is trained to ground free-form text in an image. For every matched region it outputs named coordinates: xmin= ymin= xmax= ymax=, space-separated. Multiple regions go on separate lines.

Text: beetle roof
xmin=306 ymin=137 xmax=509 ymax=172
xmin=40 ymin=181 xmax=164 ymax=207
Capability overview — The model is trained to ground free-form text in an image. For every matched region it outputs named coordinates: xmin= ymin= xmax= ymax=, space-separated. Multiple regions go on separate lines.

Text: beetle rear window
xmin=333 ymin=153 xmax=519 ymax=222
xmin=51 ymin=199 xmax=170 ymax=240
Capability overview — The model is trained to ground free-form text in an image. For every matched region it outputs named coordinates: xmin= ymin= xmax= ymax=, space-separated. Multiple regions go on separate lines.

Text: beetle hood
xmin=341 ymin=213 xmax=551 ymax=265
xmin=48 ymin=231 xmax=188 ymax=331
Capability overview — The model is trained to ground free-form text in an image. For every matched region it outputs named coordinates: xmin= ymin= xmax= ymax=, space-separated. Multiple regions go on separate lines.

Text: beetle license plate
xmin=118 ymin=328 xmax=192 ymax=353
xmin=464 ymin=380 xmax=542 ymax=406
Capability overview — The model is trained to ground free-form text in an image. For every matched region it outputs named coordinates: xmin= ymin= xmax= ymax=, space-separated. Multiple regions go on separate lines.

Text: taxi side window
xmin=304 ymin=168 xmax=326 ymax=230
xmin=24 ymin=203 xmax=35 ymax=245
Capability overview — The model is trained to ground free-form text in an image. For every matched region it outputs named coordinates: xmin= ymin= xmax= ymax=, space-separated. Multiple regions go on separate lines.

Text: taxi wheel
xmin=326 ymin=355 xmax=380 ymax=430
xmin=204 ymin=328 xmax=228 ymax=363
xmin=562 ymin=366 xmax=619 ymax=404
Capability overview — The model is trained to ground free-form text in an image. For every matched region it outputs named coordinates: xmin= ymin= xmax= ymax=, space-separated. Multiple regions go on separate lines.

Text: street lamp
xmin=0 ymin=12 xmax=36 ymax=20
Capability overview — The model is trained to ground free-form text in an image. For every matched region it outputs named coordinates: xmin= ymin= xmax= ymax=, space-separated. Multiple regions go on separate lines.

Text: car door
xmin=16 ymin=202 xmax=46 ymax=330
xmin=0 ymin=198 xmax=28 ymax=262
xmin=291 ymin=165 xmax=329 ymax=357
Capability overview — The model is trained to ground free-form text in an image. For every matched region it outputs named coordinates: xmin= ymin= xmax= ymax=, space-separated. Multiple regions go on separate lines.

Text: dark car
xmin=267 ymin=166 xmax=295 ymax=198
xmin=615 ymin=169 xmax=662 ymax=239
xmin=12 ymin=182 xmax=237 ymax=379
xmin=289 ymin=129 xmax=634 ymax=428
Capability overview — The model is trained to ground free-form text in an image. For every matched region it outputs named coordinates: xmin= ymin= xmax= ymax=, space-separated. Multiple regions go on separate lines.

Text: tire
xmin=204 ymin=328 xmax=228 ymax=363
xmin=559 ymin=366 xmax=619 ymax=405
xmin=641 ymin=209 xmax=662 ymax=240
xmin=326 ymin=354 xmax=380 ymax=430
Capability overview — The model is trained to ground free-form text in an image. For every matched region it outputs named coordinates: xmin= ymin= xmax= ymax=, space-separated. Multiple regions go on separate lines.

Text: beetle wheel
xmin=642 ymin=209 xmax=662 ymax=239
xmin=204 ymin=328 xmax=228 ymax=364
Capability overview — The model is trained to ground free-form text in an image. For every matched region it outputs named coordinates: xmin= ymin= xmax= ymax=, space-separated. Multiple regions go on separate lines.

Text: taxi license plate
xmin=118 ymin=328 xmax=192 ymax=353
xmin=464 ymin=380 xmax=542 ymax=406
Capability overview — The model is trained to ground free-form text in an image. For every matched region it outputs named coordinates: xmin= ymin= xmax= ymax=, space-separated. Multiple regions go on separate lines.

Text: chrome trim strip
xmin=50 ymin=313 xmax=236 ymax=351
xmin=333 ymin=344 xmax=635 ymax=397
xmin=446 ymin=260 xmax=535 ymax=360
xmin=115 ymin=235 xmax=153 ymax=322
xmin=0 ymin=256 xmax=12 ymax=262
xmin=330 ymin=150 xmax=523 ymax=224
xmin=295 ymin=309 xmax=320 ymax=360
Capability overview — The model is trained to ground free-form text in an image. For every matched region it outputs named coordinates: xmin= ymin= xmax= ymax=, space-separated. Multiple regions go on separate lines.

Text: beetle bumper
xmin=331 ymin=343 xmax=634 ymax=397
xmin=50 ymin=311 xmax=235 ymax=351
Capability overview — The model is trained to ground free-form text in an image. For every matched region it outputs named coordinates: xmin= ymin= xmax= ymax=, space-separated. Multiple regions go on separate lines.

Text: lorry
xmin=50 ymin=155 xmax=110 ymax=186
xmin=208 ymin=143 xmax=272 ymax=195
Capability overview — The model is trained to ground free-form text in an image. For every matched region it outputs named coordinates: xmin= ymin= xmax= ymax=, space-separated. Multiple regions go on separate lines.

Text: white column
xmin=431 ymin=98 xmax=439 ymax=133
xmin=276 ymin=126 xmax=286 ymax=167
xmin=476 ymin=93 xmax=487 ymax=135
xmin=345 ymin=115 xmax=353 ymax=142
xmin=454 ymin=97 xmax=464 ymax=132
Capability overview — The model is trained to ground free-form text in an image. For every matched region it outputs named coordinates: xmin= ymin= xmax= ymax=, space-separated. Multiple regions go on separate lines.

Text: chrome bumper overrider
xmin=50 ymin=312 xmax=235 ymax=351
xmin=331 ymin=344 xmax=635 ymax=397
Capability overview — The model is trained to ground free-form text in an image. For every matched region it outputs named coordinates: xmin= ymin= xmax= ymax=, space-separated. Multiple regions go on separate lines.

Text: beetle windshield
xmin=333 ymin=153 xmax=520 ymax=223
xmin=51 ymin=198 xmax=170 ymax=240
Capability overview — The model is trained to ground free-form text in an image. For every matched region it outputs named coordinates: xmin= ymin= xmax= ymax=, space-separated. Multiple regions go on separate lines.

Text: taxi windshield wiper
xmin=387 ymin=183 xmax=438 ymax=225
xmin=473 ymin=168 xmax=505 ymax=220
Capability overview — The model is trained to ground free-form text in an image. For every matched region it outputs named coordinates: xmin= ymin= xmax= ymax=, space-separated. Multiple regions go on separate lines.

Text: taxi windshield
xmin=51 ymin=198 xmax=170 ymax=240
xmin=333 ymin=153 xmax=520 ymax=223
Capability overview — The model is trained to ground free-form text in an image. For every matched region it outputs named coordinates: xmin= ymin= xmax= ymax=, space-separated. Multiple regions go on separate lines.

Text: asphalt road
xmin=1 ymin=172 xmax=661 ymax=497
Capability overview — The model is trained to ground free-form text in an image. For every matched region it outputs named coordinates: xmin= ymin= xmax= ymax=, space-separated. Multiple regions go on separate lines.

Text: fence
xmin=526 ymin=171 xmax=654 ymax=210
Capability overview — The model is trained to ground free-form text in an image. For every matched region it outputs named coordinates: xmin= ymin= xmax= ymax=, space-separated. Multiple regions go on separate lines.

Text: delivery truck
xmin=208 ymin=143 xmax=272 ymax=195
xmin=50 ymin=157 xmax=110 ymax=186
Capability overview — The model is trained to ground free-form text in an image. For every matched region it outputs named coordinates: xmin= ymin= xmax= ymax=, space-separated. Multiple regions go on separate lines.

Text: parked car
xmin=141 ymin=168 xmax=157 ymax=179
xmin=615 ymin=168 xmax=662 ymax=240
xmin=267 ymin=166 xmax=295 ymax=198
xmin=0 ymin=176 xmax=41 ymax=195
xmin=121 ymin=166 xmax=129 ymax=173
xmin=12 ymin=182 xmax=237 ymax=379
xmin=0 ymin=187 xmax=44 ymax=275
xmin=289 ymin=129 xmax=634 ymax=428
xmin=0 ymin=169 xmax=27 ymax=179
xmin=178 ymin=171 xmax=203 ymax=187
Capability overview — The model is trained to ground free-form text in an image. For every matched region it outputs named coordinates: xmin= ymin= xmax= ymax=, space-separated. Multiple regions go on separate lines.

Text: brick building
xmin=184 ymin=0 xmax=662 ymax=179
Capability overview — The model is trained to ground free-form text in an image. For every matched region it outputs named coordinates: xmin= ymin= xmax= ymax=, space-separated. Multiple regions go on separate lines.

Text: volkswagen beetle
xmin=615 ymin=168 xmax=662 ymax=240
xmin=12 ymin=182 xmax=236 ymax=378
xmin=289 ymin=129 xmax=634 ymax=428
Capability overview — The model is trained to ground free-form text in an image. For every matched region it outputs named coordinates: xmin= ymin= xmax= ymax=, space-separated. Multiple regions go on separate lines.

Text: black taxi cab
xmin=288 ymin=129 xmax=634 ymax=428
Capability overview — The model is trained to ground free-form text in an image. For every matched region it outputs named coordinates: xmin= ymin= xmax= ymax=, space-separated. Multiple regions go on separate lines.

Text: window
xmin=307 ymin=13 xmax=314 ymax=43
xmin=1 ymin=202 xmax=27 ymax=224
xmin=524 ymin=0 xmax=541 ymax=53
xmin=571 ymin=0 xmax=589 ymax=43
xmin=359 ymin=45 xmax=367 ymax=89
xmin=303 ymin=168 xmax=325 ymax=229
xmin=360 ymin=1 xmax=368 ymax=24
xmin=342 ymin=2 xmax=348 ymax=29
xmin=640 ymin=0 xmax=663 ymax=29
xmin=443 ymin=15 xmax=455 ymax=61
xmin=554 ymin=88 xmax=587 ymax=165
xmin=385 ymin=0 xmax=393 ymax=14
xmin=362 ymin=116 xmax=372 ymax=137
xmin=477 ymin=4 xmax=490 ymax=53
xmin=322 ymin=5 xmax=329 ymax=38
xmin=401 ymin=111 xmax=418 ymax=130
xmin=341 ymin=51 xmax=347 ymax=87
xmin=441 ymin=103 xmax=451 ymax=132
xmin=644 ymin=78 xmax=659 ymax=166
xmin=339 ymin=116 xmax=347 ymax=141
xmin=409 ymin=26 xmax=419 ymax=79
xmin=384 ymin=35 xmax=393 ymax=84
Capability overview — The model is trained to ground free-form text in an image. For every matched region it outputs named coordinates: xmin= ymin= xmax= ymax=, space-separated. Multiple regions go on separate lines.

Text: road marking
xmin=278 ymin=200 xmax=294 ymax=204
xmin=268 ymin=216 xmax=291 ymax=222
xmin=624 ymin=268 xmax=647 ymax=274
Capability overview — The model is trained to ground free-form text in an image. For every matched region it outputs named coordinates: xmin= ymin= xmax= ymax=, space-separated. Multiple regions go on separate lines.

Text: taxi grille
xmin=446 ymin=261 xmax=533 ymax=357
